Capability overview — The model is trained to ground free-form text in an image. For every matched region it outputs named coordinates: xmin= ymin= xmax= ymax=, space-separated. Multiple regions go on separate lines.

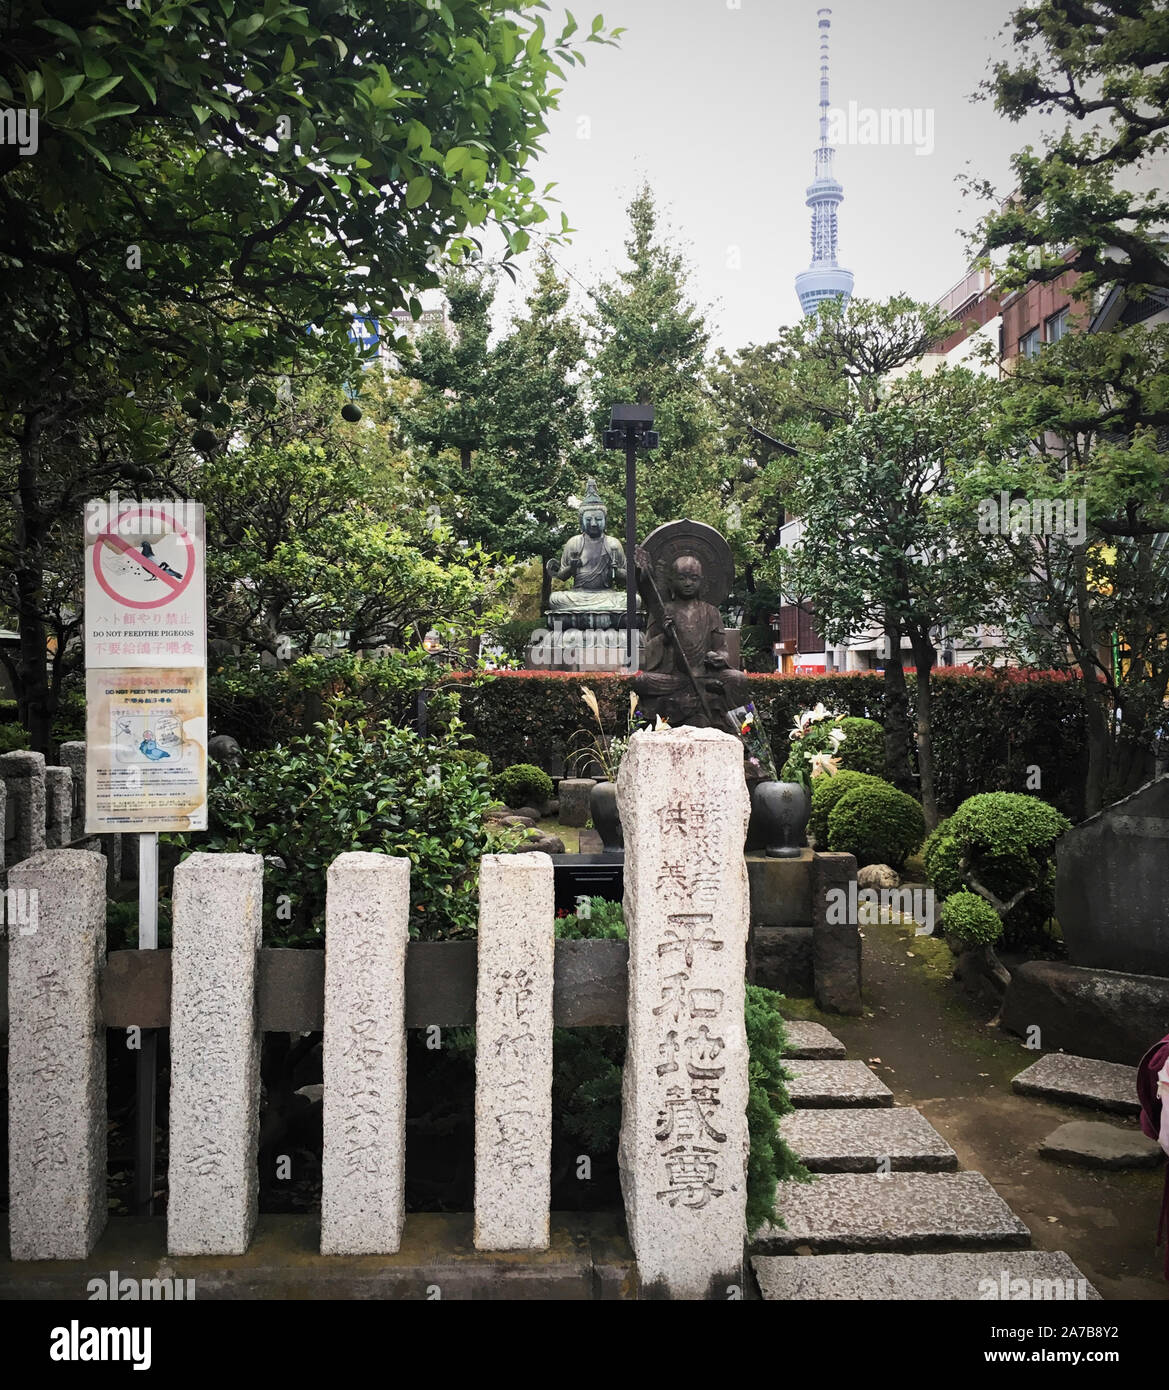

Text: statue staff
xmin=634 ymin=545 xmax=715 ymax=726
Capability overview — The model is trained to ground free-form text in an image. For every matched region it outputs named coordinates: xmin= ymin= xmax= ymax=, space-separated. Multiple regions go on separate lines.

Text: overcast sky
xmin=474 ymin=0 xmax=1057 ymax=352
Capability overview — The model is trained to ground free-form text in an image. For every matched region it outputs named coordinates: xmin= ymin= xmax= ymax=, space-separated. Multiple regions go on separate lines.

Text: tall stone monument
xmin=616 ymin=725 xmax=751 ymax=1298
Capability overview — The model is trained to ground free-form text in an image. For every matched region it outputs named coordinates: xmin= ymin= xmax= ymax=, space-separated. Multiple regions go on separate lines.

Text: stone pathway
xmin=1011 ymin=1053 xmax=1141 ymax=1116
xmin=752 ymin=1023 xmax=1101 ymax=1300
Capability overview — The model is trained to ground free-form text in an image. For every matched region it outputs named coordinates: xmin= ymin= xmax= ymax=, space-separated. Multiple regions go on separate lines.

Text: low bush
xmin=940 ymin=891 xmax=1003 ymax=947
xmin=495 ymin=762 xmax=553 ymax=809
xmin=193 ymin=718 xmax=495 ymax=943
xmin=808 ymin=770 xmax=887 ymax=848
xmin=0 ymin=722 xmax=30 ymax=754
xmin=827 ymin=781 xmax=926 ymax=868
xmin=922 ymin=818 xmax=963 ymax=899
xmin=834 ymin=716 xmax=885 ymax=777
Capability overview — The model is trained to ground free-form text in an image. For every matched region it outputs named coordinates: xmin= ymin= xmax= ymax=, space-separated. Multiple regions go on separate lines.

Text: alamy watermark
xmin=0 ymin=107 xmax=38 ymax=157
xmin=980 ymin=1269 xmax=1092 ymax=1301
xmin=2 ymin=886 xmax=39 ymax=938
xmin=85 ymin=491 xmax=201 ymax=537
xmin=977 ymin=492 xmax=1087 ymax=546
xmin=826 ymin=882 xmax=935 ymax=935
xmin=827 ymin=101 xmax=934 ymax=157
xmin=527 ymin=627 xmax=641 ymax=674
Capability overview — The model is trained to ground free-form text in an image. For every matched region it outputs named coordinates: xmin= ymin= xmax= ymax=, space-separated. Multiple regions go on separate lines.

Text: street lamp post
xmin=602 ymin=404 xmax=659 ymax=668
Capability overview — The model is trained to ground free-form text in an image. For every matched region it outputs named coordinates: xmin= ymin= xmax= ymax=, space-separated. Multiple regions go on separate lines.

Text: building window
xmin=1045 ymin=308 xmax=1068 ymax=344
xmin=1019 ymin=327 xmax=1040 ymax=359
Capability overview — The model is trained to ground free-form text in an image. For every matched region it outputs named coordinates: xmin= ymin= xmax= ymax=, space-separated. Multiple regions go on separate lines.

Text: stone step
xmin=783 ymin=1020 xmax=846 ymax=1059
xmin=754 ymin=1172 xmax=1031 ymax=1254
xmin=779 ymin=1107 xmax=958 ymax=1172
xmin=784 ymin=1059 xmax=893 ymax=1108
xmin=1011 ymin=1053 xmax=1139 ymax=1116
xmin=1040 ymin=1119 xmax=1163 ymax=1170
xmin=753 ymin=1250 xmax=1100 ymax=1301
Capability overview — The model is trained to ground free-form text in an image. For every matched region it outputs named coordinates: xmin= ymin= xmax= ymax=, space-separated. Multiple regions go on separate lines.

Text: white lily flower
xmin=807 ymin=751 xmax=841 ymax=778
xmin=809 ymin=702 xmax=829 ymax=723
xmin=828 ymin=727 xmax=846 ymax=750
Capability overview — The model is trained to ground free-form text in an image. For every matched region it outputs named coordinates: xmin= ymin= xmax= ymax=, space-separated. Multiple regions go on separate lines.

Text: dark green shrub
xmin=447 ymin=747 xmax=491 ymax=776
xmin=827 ymin=781 xmax=926 ymax=868
xmin=0 ymin=722 xmax=30 ymax=754
xmin=940 ymin=891 xmax=1003 ymax=947
xmin=555 ymin=896 xmax=626 ymax=940
xmin=194 ymin=719 xmax=495 ymax=943
xmin=746 ymin=983 xmax=812 ymax=1235
xmin=933 ymin=792 xmax=1070 ymax=950
xmin=495 ymin=762 xmax=553 ymax=809
xmin=835 ymin=716 xmax=885 ymax=777
xmin=808 ymin=770 xmax=887 ymax=847
xmin=922 ymin=819 xmax=963 ymax=899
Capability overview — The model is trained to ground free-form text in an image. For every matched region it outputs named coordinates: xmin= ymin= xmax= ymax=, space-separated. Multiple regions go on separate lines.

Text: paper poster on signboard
xmin=84 ymin=668 xmax=208 ymax=834
xmin=84 ymin=497 xmax=206 ymax=668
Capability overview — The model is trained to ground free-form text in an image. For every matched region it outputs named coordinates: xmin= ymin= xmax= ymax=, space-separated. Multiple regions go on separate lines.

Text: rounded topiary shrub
xmin=834 ymin=716 xmax=885 ymax=777
xmin=808 ymin=770 xmax=887 ymax=848
xmin=826 ymin=781 xmax=926 ymax=869
xmin=922 ymin=818 xmax=963 ymax=899
xmin=940 ymin=891 xmax=1003 ymax=947
xmin=495 ymin=762 xmax=554 ymax=810
xmin=941 ymin=792 xmax=1070 ymax=950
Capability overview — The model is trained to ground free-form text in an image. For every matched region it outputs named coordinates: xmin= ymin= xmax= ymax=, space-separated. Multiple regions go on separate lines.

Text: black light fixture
xmin=603 ymin=404 xmax=659 ymax=666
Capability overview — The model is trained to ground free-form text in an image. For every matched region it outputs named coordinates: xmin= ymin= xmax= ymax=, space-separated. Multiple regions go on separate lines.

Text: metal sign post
xmin=134 ymin=831 xmax=159 ymax=1216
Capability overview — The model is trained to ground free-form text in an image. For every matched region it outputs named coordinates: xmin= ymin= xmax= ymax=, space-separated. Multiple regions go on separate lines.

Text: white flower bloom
xmin=828 ymin=727 xmax=846 ymax=750
xmin=809 ymin=702 xmax=830 ymax=723
xmin=807 ymin=751 xmax=841 ymax=778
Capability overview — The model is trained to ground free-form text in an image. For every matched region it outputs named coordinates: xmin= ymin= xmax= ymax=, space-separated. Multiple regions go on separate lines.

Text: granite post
xmin=557 ymin=778 xmax=597 ymax=828
xmin=7 ymin=849 xmax=107 ymax=1259
xmin=474 ymin=853 xmax=555 ymax=1251
xmin=1 ymin=750 xmax=46 ymax=867
xmin=616 ymin=726 xmax=751 ymax=1299
xmin=812 ymin=851 xmax=862 ymax=1015
xmin=167 ymin=852 xmax=263 ymax=1256
xmin=320 ymin=852 xmax=410 ymax=1255
xmin=44 ymin=767 xmax=72 ymax=849
xmin=57 ymin=741 xmax=86 ymax=842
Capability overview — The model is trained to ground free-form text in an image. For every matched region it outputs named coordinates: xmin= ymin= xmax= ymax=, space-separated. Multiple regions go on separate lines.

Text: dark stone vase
xmin=750 ymin=780 xmax=810 ymax=858
xmin=590 ymin=779 xmax=624 ymax=851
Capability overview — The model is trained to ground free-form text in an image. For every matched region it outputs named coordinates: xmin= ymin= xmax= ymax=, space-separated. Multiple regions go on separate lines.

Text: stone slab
xmin=0 ymin=1213 xmax=637 ymax=1301
xmin=0 ymin=750 xmax=46 ymax=865
xmin=812 ymin=852 xmax=862 ymax=1015
xmin=43 ymin=767 xmax=72 ymax=850
xmin=782 ymin=1020 xmax=845 ymax=1059
xmin=746 ymin=854 xmax=813 ymax=927
xmin=778 ymin=1107 xmax=958 ymax=1172
xmin=785 ymin=1059 xmax=893 ymax=1108
xmin=1002 ymin=959 xmax=1169 ymax=1066
xmin=7 ymin=850 xmax=107 ymax=1260
xmin=321 ymin=852 xmax=410 ymax=1255
xmin=752 ymin=925 xmax=813 ymax=996
xmin=1039 ymin=1120 xmax=1163 ymax=1170
xmin=753 ymin=1250 xmax=1099 ymax=1300
xmin=1011 ymin=1053 xmax=1140 ymax=1116
xmin=474 ymin=853 xmax=555 ymax=1251
xmin=167 ymin=853 xmax=264 ymax=1256
xmin=616 ymin=726 xmax=751 ymax=1300
xmin=755 ymin=1172 xmax=1031 ymax=1254
xmin=1055 ymin=773 xmax=1169 ymax=975
xmin=558 ymin=778 xmax=596 ymax=828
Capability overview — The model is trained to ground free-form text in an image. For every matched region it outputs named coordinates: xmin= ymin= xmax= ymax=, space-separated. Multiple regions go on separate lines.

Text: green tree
xmin=746 ymin=296 xmax=955 ymax=789
xmin=1 ymin=0 xmax=619 ymax=751
xmin=956 ymin=325 xmax=1169 ymax=812
xmin=969 ymin=0 xmax=1169 ymax=297
xmin=774 ymin=366 xmax=1007 ymax=829
xmin=585 ymin=185 xmax=734 ymax=538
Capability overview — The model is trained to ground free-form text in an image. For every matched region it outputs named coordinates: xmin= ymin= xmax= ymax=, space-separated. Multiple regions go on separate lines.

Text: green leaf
xmin=36 ymin=18 xmax=81 ymax=45
xmin=405 ymin=175 xmax=432 ymax=209
xmin=281 ymin=43 xmax=297 ymax=74
xmin=85 ymin=74 xmax=125 ymax=102
xmin=325 ymin=148 xmax=362 ymax=165
xmin=299 ymin=116 xmax=316 ymax=148
xmin=443 ymin=146 xmax=469 ymax=175
xmin=192 ymin=104 xmax=212 ymax=126
xmin=125 ymin=61 xmax=156 ymax=104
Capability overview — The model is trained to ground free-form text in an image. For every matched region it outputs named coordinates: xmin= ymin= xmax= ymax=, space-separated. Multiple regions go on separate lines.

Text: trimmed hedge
xmin=454 ymin=669 xmax=1087 ymax=818
xmin=826 ymin=781 xmax=926 ymax=869
xmin=808 ymin=770 xmax=887 ymax=848
xmin=940 ymin=891 xmax=1003 ymax=947
xmin=495 ymin=762 xmax=553 ymax=809
xmin=835 ymin=716 xmax=885 ymax=777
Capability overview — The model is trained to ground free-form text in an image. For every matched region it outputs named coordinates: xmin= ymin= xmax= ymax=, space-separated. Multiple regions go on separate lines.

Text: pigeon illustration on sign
xmin=92 ymin=508 xmax=195 ymax=610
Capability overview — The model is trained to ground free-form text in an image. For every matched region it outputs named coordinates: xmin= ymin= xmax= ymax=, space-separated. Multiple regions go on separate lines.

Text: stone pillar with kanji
xmin=616 ymin=725 xmax=751 ymax=1298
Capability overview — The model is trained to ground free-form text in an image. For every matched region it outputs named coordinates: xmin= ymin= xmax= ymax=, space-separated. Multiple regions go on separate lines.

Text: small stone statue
xmin=633 ymin=548 xmax=749 ymax=730
xmin=208 ymin=732 xmax=242 ymax=766
xmin=545 ymin=478 xmax=635 ymax=626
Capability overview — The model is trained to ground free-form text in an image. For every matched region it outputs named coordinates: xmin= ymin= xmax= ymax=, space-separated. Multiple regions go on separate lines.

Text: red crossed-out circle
xmin=93 ymin=506 xmax=197 ymax=610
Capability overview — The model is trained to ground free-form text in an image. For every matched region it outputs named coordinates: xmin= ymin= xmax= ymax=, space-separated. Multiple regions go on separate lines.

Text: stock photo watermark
xmin=0 ymin=107 xmax=39 ymax=157
xmin=826 ymin=882 xmax=935 ymax=935
xmin=977 ymin=492 xmax=1087 ymax=545
xmin=2 ymin=886 xmax=39 ymax=938
xmin=827 ymin=101 xmax=934 ymax=157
